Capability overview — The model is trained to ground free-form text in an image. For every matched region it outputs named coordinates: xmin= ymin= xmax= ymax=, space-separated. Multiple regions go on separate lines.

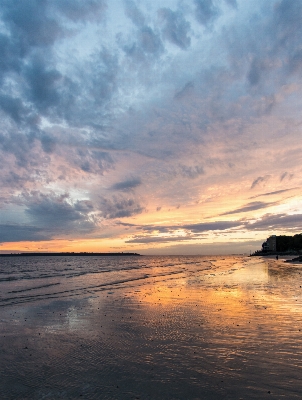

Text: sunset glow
xmin=1 ymin=0 xmax=302 ymax=254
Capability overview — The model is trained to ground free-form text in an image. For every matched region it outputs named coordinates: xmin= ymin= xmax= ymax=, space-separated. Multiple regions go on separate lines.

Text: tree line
xmin=276 ymin=234 xmax=302 ymax=252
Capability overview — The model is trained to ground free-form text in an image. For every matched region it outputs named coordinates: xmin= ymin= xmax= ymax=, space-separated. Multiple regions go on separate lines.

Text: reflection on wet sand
xmin=0 ymin=255 xmax=302 ymax=399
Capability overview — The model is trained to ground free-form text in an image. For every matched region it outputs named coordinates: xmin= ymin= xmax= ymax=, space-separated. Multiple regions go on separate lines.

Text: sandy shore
xmin=1 ymin=255 xmax=302 ymax=399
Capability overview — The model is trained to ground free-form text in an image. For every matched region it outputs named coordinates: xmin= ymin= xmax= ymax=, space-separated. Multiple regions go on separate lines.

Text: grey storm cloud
xmin=247 ymin=58 xmax=265 ymax=86
xmin=0 ymin=1 xmax=116 ymax=184
xmin=71 ymin=149 xmax=114 ymax=174
xmin=158 ymin=8 xmax=191 ymax=50
xmin=224 ymin=0 xmax=237 ymax=7
xmin=0 ymin=224 xmax=50 ymax=243
xmin=24 ymin=192 xmax=97 ymax=234
xmin=2 ymin=0 xmax=63 ymax=48
xmin=99 ymin=196 xmax=144 ymax=219
xmin=0 ymin=131 xmax=37 ymax=169
xmin=247 ymin=0 xmax=302 ymax=86
xmin=215 ymin=0 xmax=302 ymax=101
xmin=139 ymin=26 xmax=163 ymax=54
xmin=0 ymin=192 xmax=97 ymax=242
xmin=122 ymin=25 xmax=163 ymax=59
xmin=174 ymin=81 xmax=194 ymax=99
xmin=1 ymin=0 xmax=106 ymax=47
xmin=194 ymin=0 xmax=220 ymax=26
xmin=273 ymin=0 xmax=302 ymax=49
xmin=124 ymin=0 xmax=145 ymax=27
xmin=0 ymin=0 xmax=299 ymax=170
xmin=288 ymin=49 xmax=302 ymax=75
xmin=123 ymin=3 xmax=163 ymax=58
xmin=0 ymin=0 xmax=111 ymax=124
xmin=41 ymin=134 xmax=56 ymax=154
xmin=0 ymin=95 xmax=26 ymax=124
xmin=111 ymin=178 xmax=142 ymax=191
xmin=25 ymin=58 xmax=62 ymax=111
xmin=1 ymin=170 xmax=33 ymax=189
xmin=54 ymin=0 xmax=107 ymax=22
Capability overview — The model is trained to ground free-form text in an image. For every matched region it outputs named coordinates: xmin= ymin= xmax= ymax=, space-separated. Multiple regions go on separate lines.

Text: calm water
xmin=0 ymin=255 xmax=302 ymax=399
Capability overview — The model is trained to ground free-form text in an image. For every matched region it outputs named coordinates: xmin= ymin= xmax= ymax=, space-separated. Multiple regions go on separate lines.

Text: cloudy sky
xmin=0 ymin=0 xmax=301 ymax=255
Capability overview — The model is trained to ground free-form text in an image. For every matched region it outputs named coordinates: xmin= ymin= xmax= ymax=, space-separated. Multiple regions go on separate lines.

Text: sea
xmin=0 ymin=255 xmax=302 ymax=399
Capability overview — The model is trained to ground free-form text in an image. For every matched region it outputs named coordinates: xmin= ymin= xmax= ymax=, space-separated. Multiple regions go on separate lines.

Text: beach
xmin=1 ymin=255 xmax=302 ymax=399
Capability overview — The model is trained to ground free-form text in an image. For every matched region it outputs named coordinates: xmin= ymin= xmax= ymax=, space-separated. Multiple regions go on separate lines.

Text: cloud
xmin=179 ymin=164 xmax=204 ymax=179
xmin=126 ymin=235 xmax=194 ymax=243
xmin=249 ymin=188 xmax=297 ymax=199
xmin=125 ymin=219 xmax=244 ymax=243
xmin=224 ymin=0 xmax=237 ymax=7
xmin=0 ymin=1 xmax=112 ymax=131
xmin=194 ymin=0 xmax=220 ymax=26
xmin=288 ymin=49 xmax=302 ymax=75
xmin=182 ymin=221 xmax=242 ymax=232
xmin=280 ymin=172 xmax=293 ymax=182
xmin=246 ymin=213 xmax=302 ymax=231
xmin=139 ymin=26 xmax=163 ymax=54
xmin=0 ymin=224 xmax=50 ymax=243
xmin=174 ymin=81 xmax=194 ymax=99
xmin=0 ymin=131 xmax=39 ymax=169
xmin=220 ymin=201 xmax=276 ymax=216
xmin=139 ymin=225 xmax=174 ymax=233
xmin=250 ymin=175 xmax=270 ymax=189
xmin=24 ymin=191 xmax=97 ymax=234
xmin=0 ymin=95 xmax=26 ymax=123
xmin=122 ymin=25 xmax=163 ymax=59
xmin=71 ymin=149 xmax=114 ymax=174
xmin=41 ymin=134 xmax=56 ymax=154
xmin=129 ymin=221 xmax=242 ymax=234
xmin=2 ymin=0 xmax=63 ymax=48
xmin=124 ymin=0 xmax=145 ymax=27
xmin=54 ymin=0 xmax=107 ymax=22
xmin=0 ymin=0 xmax=301 ymax=250
xmin=25 ymin=57 xmax=62 ymax=111
xmin=99 ymin=196 xmax=144 ymax=219
xmin=247 ymin=58 xmax=265 ymax=86
xmin=0 ymin=191 xmax=98 ymax=243
xmin=2 ymin=0 xmax=107 ymax=50
xmin=158 ymin=8 xmax=191 ymax=49
xmin=273 ymin=0 xmax=302 ymax=50
xmin=111 ymin=178 xmax=142 ymax=191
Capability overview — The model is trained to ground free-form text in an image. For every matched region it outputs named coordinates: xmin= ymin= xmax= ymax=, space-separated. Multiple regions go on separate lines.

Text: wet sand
xmin=1 ymin=255 xmax=302 ymax=399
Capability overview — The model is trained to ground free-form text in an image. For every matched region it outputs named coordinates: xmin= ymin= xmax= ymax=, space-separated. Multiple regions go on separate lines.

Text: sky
xmin=0 ymin=0 xmax=302 ymax=255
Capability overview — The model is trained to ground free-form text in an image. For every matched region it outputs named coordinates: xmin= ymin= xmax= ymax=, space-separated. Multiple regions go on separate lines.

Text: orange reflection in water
xmin=124 ymin=256 xmax=302 ymax=336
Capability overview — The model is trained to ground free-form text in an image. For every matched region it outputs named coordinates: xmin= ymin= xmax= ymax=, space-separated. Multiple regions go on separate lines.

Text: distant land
xmin=0 ymin=252 xmax=141 ymax=257
xmin=252 ymin=233 xmax=302 ymax=256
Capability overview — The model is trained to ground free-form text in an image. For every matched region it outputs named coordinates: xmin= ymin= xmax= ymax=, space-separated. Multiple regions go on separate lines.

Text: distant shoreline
xmin=250 ymin=252 xmax=301 ymax=257
xmin=0 ymin=252 xmax=141 ymax=257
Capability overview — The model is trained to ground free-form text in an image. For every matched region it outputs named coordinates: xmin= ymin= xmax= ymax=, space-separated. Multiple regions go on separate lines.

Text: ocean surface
xmin=0 ymin=255 xmax=302 ymax=399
